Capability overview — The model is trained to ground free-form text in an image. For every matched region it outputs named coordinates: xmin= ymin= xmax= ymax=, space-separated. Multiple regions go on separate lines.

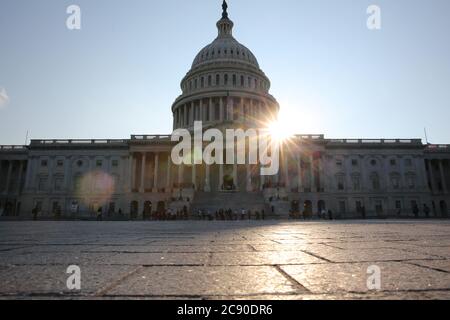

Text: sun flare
xmin=266 ymin=108 xmax=298 ymax=142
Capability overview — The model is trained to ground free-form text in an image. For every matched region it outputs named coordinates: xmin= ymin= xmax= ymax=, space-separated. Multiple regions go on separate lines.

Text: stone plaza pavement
xmin=0 ymin=220 xmax=449 ymax=300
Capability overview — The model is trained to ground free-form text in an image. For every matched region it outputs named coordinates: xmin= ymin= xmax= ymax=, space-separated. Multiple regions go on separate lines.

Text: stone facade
xmin=1 ymin=3 xmax=449 ymax=219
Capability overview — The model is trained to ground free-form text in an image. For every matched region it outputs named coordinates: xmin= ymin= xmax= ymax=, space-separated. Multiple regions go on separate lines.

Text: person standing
xmin=32 ymin=206 xmax=38 ymax=221
xmin=97 ymin=207 xmax=103 ymax=221
xmin=424 ymin=204 xmax=430 ymax=218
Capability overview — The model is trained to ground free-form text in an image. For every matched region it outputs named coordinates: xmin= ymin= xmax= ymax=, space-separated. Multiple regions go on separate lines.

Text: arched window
xmin=216 ymin=74 xmax=220 ymax=86
xmin=201 ymin=77 xmax=204 ymax=88
xmin=240 ymin=75 xmax=244 ymax=86
xmin=208 ymin=75 xmax=212 ymax=86
xmin=232 ymin=74 xmax=237 ymax=86
xmin=224 ymin=74 xmax=228 ymax=85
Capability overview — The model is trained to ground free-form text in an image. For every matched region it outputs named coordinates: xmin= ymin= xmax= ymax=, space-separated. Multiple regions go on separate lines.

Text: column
xmin=4 ymin=161 xmax=12 ymax=194
xmin=16 ymin=161 xmax=24 ymax=194
xmin=228 ymin=97 xmax=233 ymax=121
xmin=128 ymin=154 xmax=134 ymax=192
xmin=219 ymin=97 xmax=224 ymax=122
xmin=140 ymin=153 xmax=146 ymax=193
xmin=190 ymin=101 xmax=195 ymax=126
xmin=416 ymin=157 xmax=429 ymax=191
xmin=24 ymin=157 xmax=34 ymax=191
xmin=310 ymin=155 xmax=315 ymax=192
xmin=260 ymin=167 xmax=265 ymax=191
xmin=240 ymin=97 xmax=244 ymax=122
xmin=205 ymin=165 xmax=211 ymax=192
xmin=233 ymin=163 xmax=238 ymax=190
xmin=166 ymin=154 xmax=171 ymax=191
xmin=209 ymin=98 xmax=213 ymax=122
xmin=219 ymin=164 xmax=224 ymax=190
xmin=246 ymin=164 xmax=252 ymax=192
xmin=297 ymin=154 xmax=303 ymax=192
xmin=317 ymin=156 xmax=324 ymax=192
xmin=192 ymin=164 xmax=197 ymax=190
xmin=345 ymin=156 xmax=352 ymax=192
xmin=47 ymin=158 xmax=54 ymax=193
xmin=153 ymin=153 xmax=159 ymax=192
xmin=184 ymin=105 xmax=188 ymax=127
xmin=64 ymin=156 xmax=72 ymax=191
xmin=283 ymin=152 xmax=289 ymax=190
xmin=178 ymin=164 xmax=183 ymax=186
xmin=428 ymin=160 xmax=438 ymax=193
xmin=439 ymin=160 xmax=448 ymax=193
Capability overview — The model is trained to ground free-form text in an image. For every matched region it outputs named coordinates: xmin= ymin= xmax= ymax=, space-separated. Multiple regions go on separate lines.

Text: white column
xmin=219 ymin=98 xmax=224 ymax=122
xmin=283 ymin=152 xmax=289 ymax=189
xmin=128 ymin=154 xmax=135 ymax=192
xmin=310 ymin=155 xmax=315 ymax=191
xmin=260 ymin=168 xmax=265 ymax=191
xmin=166 ymin=154 xmax=171 ymax=191
xmin=428 ymin=160 xmax=437 ymax=193
xmin=240 ymin=97 xmax=244 ymax=122
xmin=4 ymin=161 xmax=12 ymax=194
xmin=246 ymin=164 xmax=252 ymax=192
xmin=228 ymin=97 xmax=233 ymax=121
xmin=416 ymin=157 xmax=429 ymax=191
xmin=140 ymin=153 xmax=146 ymax=193
xmin=297 ymin=154 xmax=303 ymax=192
xmin=153 ymin=152 xmax=159 ymax=192
xmin=190 ymin=101 xmax=195 ymax=126
xmin=345 ymin=156 xmax=352 ymax=192
xmin=178 ymin=164 xmax=183 ymax=186
xmin=184 ymin=105 xmax=188 ymax=126
xmin=47 ymin=158 xmax=54 ymax=193
xmin=439 ymin=160 xmax=448 ymax=193
xmin=219 ymin=164 xmax=224 ymax=190
xmin=16 ymin=161 xmax=24 ymax=194
xmin=205 ymin=165 xmax=211 ymax=192
xmin=192 ymin=164 xmax=197 ymax=190
xmin=24 ymin=157 xmax=34 ymax=191
xmin=64 ymin=156 xmax=72 ymax=191
xmin=233 ymin=163 xmax=238 ymax=190
xmin=318 ymin=155 xmax=324 ymax=192
xmin=209 ymin=98 xmax=213 ymax=122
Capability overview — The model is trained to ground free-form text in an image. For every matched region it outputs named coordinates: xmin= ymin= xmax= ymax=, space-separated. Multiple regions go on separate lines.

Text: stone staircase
xmin=191 ymin=191 xmax=274 ymax=217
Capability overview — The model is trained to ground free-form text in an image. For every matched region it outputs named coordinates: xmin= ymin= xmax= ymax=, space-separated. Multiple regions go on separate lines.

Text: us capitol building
xmin=1 ymin=2 xmax=449 ymax=219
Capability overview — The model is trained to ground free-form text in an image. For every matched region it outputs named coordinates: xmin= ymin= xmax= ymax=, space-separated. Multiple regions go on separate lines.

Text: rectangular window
xmin=112 ymin=160 xmax=119 ymax=167
xmin=352 ymin=176 xmax=360 ymax=191
xmin=405 ymin=159 xmax=413 ymax=166
xmin=390 ymin=159 xmax=397 ymax=166
xmin=337 ymin=176 xmax=345 ymax=191
xmin=352 ymin=159 xmax=358 ymax=166
xmin=54 ymin=178 xmax=64 ymax=191
xmin=38 ymin=177 xmax=48 ymax=191
xmin=96 ymin=160 xmax=103 ymax=167
xmin=57 ymin=160 xmax=64 ymax=167
xmin=41 ymin=160 xmax=48 ymax=167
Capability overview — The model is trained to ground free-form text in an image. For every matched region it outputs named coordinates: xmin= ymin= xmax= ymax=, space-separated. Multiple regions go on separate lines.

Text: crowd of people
xmin=194 ymin=208 xmax=267 ymax=221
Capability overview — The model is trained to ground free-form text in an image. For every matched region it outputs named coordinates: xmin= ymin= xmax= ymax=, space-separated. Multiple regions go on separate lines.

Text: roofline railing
xmin=0 ymin=145 xmax=28 ymax=151
xmin=327 ymin=139 xmax=423 ymax=145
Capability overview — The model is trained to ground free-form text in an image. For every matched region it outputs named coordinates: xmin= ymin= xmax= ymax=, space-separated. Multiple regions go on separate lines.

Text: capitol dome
xmin=171 ymin=0 xmax=279 ymax=131
xmin=191 ymin=19 xmax=260 ymax=70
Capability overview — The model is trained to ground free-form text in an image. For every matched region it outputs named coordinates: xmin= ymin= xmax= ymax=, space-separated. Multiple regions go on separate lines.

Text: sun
xmin=266 ymin=111 xmax=298 ymax=143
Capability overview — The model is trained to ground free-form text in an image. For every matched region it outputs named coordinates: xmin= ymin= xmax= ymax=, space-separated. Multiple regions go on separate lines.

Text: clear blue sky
xmin=1 ymin=0 xmax=449 ymax=145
